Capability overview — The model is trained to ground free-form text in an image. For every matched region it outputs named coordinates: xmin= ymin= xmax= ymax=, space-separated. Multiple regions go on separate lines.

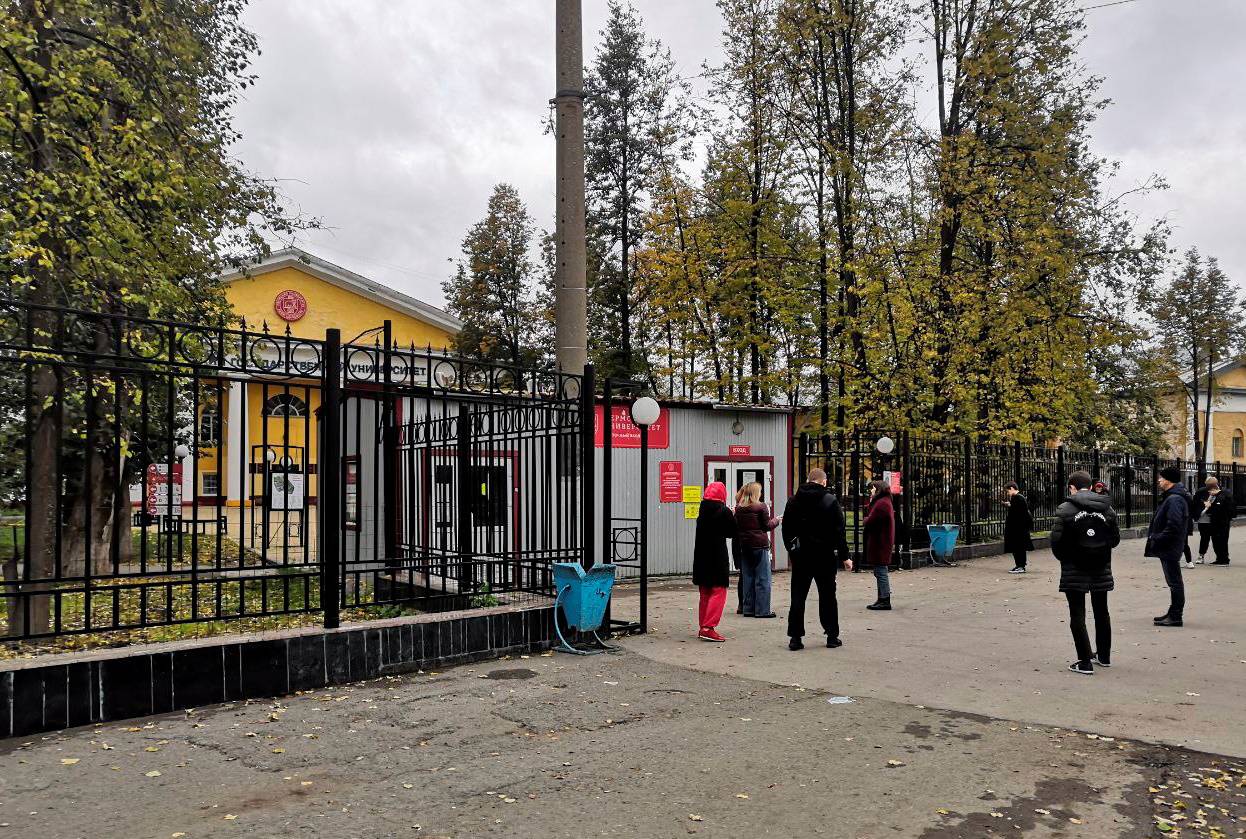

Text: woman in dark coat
xmin=862 ymin=481 xmax=896 ymax=610
xmin=693 ymin=481 xmax=736 ymax=641
xmin=1004 ymin=482 xmax=1035 ymax=574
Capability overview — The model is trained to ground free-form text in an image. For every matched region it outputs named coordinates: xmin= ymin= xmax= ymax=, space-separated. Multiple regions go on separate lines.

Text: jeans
xmin=873 ymin=564 xmax=891 ymax=599
xmin=1159 ymin=556 xmax=1185 ymax=619
xmin=1012 ymin=549 xmax=1027 ymax=569
xmin=787 ymin=555 xmax=839 ymax=640
xmin=1065 ymin=590 xmax=1111 ymax=663
xmin=740 ymin=547 xmax=773 ymax=616
xmin=698 ymin=586 xmax=728 ymax=630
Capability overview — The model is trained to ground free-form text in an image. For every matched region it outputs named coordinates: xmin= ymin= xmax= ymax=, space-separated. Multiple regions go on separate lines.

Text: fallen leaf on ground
xmin=145 ymin=770 xmax=162 ymax=778
xmin=887 ymin=760 xmax=906 ymax=767
xmin=689 ymin=814 xmax=704 ymax=822
xmin=223 ymin=814 xmax=237 ymax=820
xmin=60 ymin=758 xmax=80 ymax=765
xmin=736 ymin=793 xmax=749 ymax=799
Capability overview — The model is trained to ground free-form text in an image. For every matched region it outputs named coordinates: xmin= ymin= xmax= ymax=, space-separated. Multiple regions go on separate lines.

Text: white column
xmin=226 ymin=380 xmax=245 ymax=503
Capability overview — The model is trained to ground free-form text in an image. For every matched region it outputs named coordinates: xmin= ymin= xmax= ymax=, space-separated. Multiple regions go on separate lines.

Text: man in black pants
xmin=1192 ymin=477 xmax=1236 ymax=565
xmin=1145 ymin=467 xmax=1192 ymax=627
xmin=781 ymin=469 xmax=852 ymax=651
xmin=1004 ymin=482 xmax=1034 ymax=574
xmin=1050 ymin=471 xmax=1121 ymax=674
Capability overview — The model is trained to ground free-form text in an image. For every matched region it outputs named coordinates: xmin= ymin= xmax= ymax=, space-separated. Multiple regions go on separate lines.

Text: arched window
xmin=262 ymin=393 xmax=307 ymax=418
xmin=1233 ymin=429 xmax=1244 ymax=460
xmin=198 ymin=408 xmax=221 ymax=446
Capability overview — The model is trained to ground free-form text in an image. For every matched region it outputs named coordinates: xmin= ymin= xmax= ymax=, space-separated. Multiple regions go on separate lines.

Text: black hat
xmin=1160 ymin=466 xmax=1181 ymax=483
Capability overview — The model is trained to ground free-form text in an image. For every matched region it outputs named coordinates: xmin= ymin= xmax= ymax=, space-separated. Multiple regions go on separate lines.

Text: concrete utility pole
xmin=554 ymin=0 xmax=588 ymax=374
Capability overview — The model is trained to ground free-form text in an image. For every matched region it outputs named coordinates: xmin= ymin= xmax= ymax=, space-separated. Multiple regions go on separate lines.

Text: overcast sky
xmin=233 ymin=0 xmax=1246 ymax=306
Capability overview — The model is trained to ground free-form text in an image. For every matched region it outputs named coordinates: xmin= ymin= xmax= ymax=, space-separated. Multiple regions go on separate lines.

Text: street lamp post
xmin=630 ymin=396 xmax=660 ymax=633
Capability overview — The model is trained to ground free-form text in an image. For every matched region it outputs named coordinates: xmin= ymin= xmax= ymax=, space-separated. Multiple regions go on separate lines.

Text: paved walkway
xmin=1 ymin=531 xmax=1243 ymax=838
xmin=620 ymin=526 xmax=1246 ymax=757
xmin=2 ymin=650 xmax=1237 ymax=838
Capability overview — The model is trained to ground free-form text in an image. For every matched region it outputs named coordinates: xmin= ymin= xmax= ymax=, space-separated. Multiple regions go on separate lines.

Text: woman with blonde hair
xmin=733 ymin=481 xmax=780 ymax=618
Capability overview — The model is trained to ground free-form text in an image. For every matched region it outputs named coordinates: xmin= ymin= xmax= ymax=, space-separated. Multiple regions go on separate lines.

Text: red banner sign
xmin=659 ymin=461 xmax=683 ymax=502
xmin=593 ymin=405 xmax=670 ymax=449
xmin=728 ymin=445 xmax=751 ymax=458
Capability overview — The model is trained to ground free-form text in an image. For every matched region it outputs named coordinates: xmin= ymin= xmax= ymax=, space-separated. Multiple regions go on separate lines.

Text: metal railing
xmin=798 ymin=431 xmax=1244 ymax=559
xmin=0 ymin=299 xmax=593 ymax=643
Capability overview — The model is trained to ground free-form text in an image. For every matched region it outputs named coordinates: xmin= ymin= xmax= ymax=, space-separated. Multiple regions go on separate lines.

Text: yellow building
xmin=1164 ymin=359 xmax=1246 ymax=466
xmin=191 ymin=247 xmax=460 ymax=507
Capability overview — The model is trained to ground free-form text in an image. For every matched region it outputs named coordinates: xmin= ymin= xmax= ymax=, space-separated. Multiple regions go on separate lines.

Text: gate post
xmin=1123 ymin=453 xmax=1133 ymax=529
xmin=320 ymin=329 xmax=342 ymax=630
xmin=900 ymin=430 xmax=912 ymax=559
xmin=580 ymin=364 xmax=595 ymax=569
xmin=1151 ymin=454 xmax=1159 ymax=518
xmin=798 ymin=432 xmax=808 ymax=490
xmin=457 ymin=402 xmax=473 ymax=591
xmin=1056 ymin=445 xmax=1066 ymax=503
xmin=601 ymin=377 xmax=612 ymax=563
xmin=962 ymin=437 xmax=974 ymax=546
xmin=381 ymin=320 xmax=399 ymax=567
xmin=1092 ymin=447 xmax=1101 ymax=482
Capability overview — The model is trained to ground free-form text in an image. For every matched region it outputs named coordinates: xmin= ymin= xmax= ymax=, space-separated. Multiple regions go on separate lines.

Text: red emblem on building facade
xmin=273 ymin=290 xmax=308 ymax=322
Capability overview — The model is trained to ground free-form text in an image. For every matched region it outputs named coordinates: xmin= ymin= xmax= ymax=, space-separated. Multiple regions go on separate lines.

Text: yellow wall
xmin=1218 ymin=366 xmax=1246 ymax=389
xmin=225 ymin=266 xmax=455 ymax=349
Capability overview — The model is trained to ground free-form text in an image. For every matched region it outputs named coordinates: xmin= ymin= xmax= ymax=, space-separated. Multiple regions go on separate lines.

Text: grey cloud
xmin=232 ymin=0 xmax=1245 ymax=304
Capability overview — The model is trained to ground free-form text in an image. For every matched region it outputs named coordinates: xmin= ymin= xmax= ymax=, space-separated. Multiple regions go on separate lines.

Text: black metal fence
xmin=0 ymin=299 xmax=593 ymax=643
xmin=798 ymin=431 xmax=1246 ymax=561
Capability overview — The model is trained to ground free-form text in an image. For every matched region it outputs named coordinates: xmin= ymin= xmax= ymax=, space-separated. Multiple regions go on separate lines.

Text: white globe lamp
xmin=630 ymin=396 xmax=660 ymax=428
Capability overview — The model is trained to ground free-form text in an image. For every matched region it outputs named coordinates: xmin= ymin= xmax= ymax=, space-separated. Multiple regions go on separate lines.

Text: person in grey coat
xmin=1050 ymin=471 xmax=1120 ymax=674
xmin=1145 ymin=466 xmax=1192 ymax=627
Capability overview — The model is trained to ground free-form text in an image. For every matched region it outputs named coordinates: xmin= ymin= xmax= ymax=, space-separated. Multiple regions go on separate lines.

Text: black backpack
xmin=1067 ymin=502 xmax=1117 ymax=552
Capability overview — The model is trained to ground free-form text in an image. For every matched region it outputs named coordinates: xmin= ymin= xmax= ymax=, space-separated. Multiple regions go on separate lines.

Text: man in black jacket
xmin=1192 ymin=477 xmax=1236 ymax=565
xmin=781 ymin=469 xmax=852 ymax=651
xmin=1145 ymin=467 xmax=1193 ymax=627
xmin=1049 ymin=471 xmax=1120 ymax=674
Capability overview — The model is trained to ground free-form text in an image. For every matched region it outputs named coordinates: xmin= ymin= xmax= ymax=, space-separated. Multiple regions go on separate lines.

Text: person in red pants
xmin=693 ymin=481 xmax=737 ymax=641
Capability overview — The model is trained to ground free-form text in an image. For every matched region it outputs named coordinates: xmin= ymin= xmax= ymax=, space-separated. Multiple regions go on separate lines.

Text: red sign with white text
xmin=659 ymin=461 xmax=683 ymax=502
xmin=593 ymin=405 xmax=670 ymax=449
xmin=145 ymin=463 xmax=183 ymax=515
xmin=728 ymin=445 xmax=751 ymax=458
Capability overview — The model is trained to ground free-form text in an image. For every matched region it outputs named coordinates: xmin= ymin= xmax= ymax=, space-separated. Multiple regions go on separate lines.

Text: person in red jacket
xmin=692 ymin=481 xmax=737 ymax=641
xmin=863 ymin=480 xmax=896 ymax=610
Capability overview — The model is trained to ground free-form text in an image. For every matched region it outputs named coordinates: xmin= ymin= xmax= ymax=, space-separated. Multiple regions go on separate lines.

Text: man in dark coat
xmin=1003 ymin=482 xmax=1035 ymax=574
xmin=1145 ymin=467 xmax=1192 ymax=627
xmin=780 ymin=469 xmax=852 ymax=651
xmin=1192 ymin=477 xmax=1236 ymax=565
xmin=1050 ymin=471 xmax=1120 ymax=674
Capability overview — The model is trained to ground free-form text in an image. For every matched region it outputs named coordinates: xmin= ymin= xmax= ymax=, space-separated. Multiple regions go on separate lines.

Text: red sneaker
xmin=698 ymin=629 xmax=727 ymax=642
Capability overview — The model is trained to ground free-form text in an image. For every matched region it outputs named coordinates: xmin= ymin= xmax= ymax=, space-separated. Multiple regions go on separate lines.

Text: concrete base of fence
xmin=0 ymin=603 xmax=555 ymax=739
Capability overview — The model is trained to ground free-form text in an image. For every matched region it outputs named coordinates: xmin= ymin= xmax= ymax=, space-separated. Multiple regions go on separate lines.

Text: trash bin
xmin=926 ymin=524 xmax=960 ymax=565
xmin=552 ymin=562 xmax=617 ymax=654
